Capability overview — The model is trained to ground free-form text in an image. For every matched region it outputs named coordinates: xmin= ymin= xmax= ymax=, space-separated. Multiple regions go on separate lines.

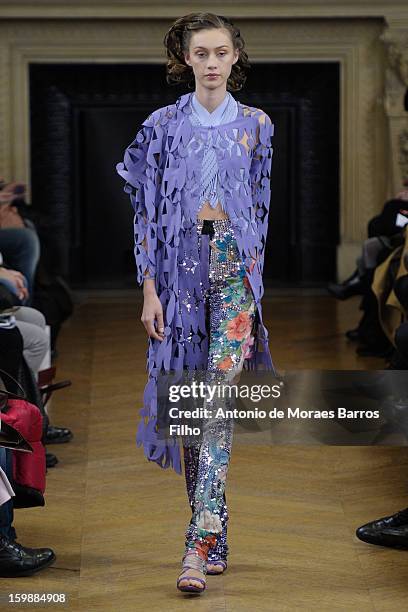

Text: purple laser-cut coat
xmin=116 ymin=91 xmax=277 ymax=475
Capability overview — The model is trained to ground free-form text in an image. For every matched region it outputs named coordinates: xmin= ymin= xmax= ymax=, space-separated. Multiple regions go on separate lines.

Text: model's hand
xmin=141 ymin=283 xmax=165 ymax=341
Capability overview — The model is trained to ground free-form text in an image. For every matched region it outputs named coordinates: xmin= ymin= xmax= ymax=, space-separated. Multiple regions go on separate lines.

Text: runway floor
xmin=2 ymin=291 xmax=408 ymax=611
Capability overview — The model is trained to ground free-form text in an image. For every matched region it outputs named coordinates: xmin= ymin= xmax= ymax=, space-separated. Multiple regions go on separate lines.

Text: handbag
xmin=0 ymin=370 xmax=32 ymax=452
xmin=0 ymin=419 xmax=33 ymax=453
xmin=0 ymin=397 xmax=46 ymax=508
xmin=0 ymin=369 xmax=44 ymax=507
xmin=0 ymin=368 xmax=27 ymax=403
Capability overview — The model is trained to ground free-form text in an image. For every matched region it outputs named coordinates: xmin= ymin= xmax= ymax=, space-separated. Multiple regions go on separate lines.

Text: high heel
xmin=177 ymin=535 xmax=216 ymax=594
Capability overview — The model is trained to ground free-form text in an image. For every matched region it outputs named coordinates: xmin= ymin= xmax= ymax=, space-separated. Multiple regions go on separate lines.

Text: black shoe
xmin=46 ymin=452 xmax=58 ymax=468
xmin=45 ymin=425 xmax=73 ymax=445
xmin=356 ymin=508 xmax=408 ymax=548
xmin=345 ymin=328 xmax=361 ymax=342
xmin=374 ymin=525 xmax=408 ymax=548
xmin=327 ymin=271 xmax=364 ymax=300
xmin=0 ymin=535 xmax=56 ymax=577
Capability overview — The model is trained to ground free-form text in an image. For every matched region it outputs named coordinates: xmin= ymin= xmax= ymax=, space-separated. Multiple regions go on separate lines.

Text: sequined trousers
xmin=183 ymin=218 xmax=256 ymax=560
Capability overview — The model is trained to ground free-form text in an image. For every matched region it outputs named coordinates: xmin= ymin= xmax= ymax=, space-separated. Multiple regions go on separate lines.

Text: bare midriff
xmin=196 ymin=200 xmax=229 ymax=221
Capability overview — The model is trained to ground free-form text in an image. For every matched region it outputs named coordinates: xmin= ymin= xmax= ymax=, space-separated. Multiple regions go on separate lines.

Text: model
xmin=116 ymin=12 xmax=277 ymax=595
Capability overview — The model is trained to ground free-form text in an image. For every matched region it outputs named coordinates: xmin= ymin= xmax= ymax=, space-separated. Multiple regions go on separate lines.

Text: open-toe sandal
xmin=177 ymin=549 xmax=207 ymax=594
xmin=206 ymin=558 xmax=228 ymax=575
xmin=177 ymin=535 xmax=217 ymax=594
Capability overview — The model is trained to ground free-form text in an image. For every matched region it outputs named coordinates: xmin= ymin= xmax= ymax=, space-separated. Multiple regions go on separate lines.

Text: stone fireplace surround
xmin=0 ymin=1 xmax=407 ymax=279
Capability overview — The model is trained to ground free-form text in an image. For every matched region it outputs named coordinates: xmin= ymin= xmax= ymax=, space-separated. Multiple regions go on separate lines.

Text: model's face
xmin=184 ymin=28 xmax=239 ymax=91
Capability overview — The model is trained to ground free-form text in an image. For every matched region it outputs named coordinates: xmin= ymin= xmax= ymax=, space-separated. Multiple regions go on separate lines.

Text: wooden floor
xmin=2 ymin=291 xmax=408 ymax=611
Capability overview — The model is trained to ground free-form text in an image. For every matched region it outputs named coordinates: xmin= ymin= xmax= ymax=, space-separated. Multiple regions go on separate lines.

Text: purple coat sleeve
xmin=116 ymin=116 xmax=160 ymax=287
xmin=249 ymin=112 xmax=274 ymax=276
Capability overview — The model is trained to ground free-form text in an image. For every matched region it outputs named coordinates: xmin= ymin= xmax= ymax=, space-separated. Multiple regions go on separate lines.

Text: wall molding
xmin=0 ymin=1 xmax=407 ymax=21
xmin=0 ymin=17 xmax=401 ymax=279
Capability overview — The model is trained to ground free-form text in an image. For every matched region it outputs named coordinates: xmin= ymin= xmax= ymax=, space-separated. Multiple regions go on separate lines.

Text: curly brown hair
xmin=163 ymin=12 xmax=250 ymax=92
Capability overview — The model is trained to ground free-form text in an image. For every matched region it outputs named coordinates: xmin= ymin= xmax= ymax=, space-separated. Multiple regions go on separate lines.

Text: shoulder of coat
xmin=144 ymin=103 xmax=178 ymax=127
xmin=241 ymin=104 xmax=272 ymax=127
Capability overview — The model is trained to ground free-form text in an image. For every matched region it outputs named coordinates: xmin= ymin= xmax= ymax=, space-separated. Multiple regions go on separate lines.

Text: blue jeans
xmin=0 ymin=447 xmax=16 ymax=540
xmin=0 ymin=227 xmax=40 ymax=305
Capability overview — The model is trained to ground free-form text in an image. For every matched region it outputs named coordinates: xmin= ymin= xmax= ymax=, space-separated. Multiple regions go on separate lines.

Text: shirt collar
xmin=191 ymin=92 xmax=231 ymax=127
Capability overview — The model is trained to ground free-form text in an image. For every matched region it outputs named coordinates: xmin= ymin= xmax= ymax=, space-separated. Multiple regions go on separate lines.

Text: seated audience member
xmin=0 ymin=183 xmax=40 ymax=304
xmin=394 ymin=322 xmax=408 ymax=366
xmin=0 ymin=304 xmax=72 ymax=457
xmin=15 ymin=307 xmax=48 ymax=379
xmin=0 ymin=264 xmax=48 ymax=378
xmin=370 ymin=225 xmax=407 ymax=364
xmin=0 ymin=446 xmax=56 ymax=577
xmin=386 ymin=272 xmax=408 ymax=368
xmin=0 ymin=261 xmax=28 ymax=304
xmin=356 ymin=288 xmax=408 ymax=547
xmin=0 ymin=331 xmax=56 ymax=576
xmin=0 ymin=181 xmax=75 ymax=356
xmin=328 ymin=189 xmax=408 ymax=361
xmin=328 ymin=188 xmax=408 ymax=301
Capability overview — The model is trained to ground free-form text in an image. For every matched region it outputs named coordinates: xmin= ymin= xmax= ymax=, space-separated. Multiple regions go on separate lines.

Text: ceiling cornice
xmin=0 ymin=1 xmax=407 ymax=22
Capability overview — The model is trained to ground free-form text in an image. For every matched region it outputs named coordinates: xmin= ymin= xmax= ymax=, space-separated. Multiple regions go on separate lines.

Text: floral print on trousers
xmin=183 ymin=218 xmax=256 ymax=557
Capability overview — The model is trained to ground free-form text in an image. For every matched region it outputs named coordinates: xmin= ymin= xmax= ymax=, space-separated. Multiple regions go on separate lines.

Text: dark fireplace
xmin=29 ymin=62 xmax=339 ymax=289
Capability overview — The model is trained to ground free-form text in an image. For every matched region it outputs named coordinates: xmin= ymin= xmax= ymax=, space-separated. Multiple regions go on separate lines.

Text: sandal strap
xmin=177 ymin=575 xmax=206 ymax=591
xmin=207 ymin=558 xmax=227 ymax=567
xmin=182 ymin=550 xmax=207 ymax=575
xmin=206 ymin=558 xmax=227 ymax=574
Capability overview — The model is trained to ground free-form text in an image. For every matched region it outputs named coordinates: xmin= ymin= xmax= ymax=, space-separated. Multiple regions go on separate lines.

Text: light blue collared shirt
xmin=191 ymin=92 xmax=231 ymax=126
xmin=189 ymin=92 xmax=238 ymax=213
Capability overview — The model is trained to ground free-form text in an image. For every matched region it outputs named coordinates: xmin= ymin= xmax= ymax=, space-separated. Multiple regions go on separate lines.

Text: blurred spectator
xmin=327 ymin=187 xmax=408 ymax=363
xmin=0 ymin=181 xmax=75 ymax=355
xmin=0 ymin=178 xmax=74 ymax=577
xmin=0 ymin=183 xmax=40 ymax=304
xmin=14 ymin=308 xmax=48 ymax=379
xmin=0 ymin=386 xmax=56 ymax=577
xmin=0 ymin=264 xmax=48 ymax=378
xmin=0 ymin=265 xmax=28 ymax=304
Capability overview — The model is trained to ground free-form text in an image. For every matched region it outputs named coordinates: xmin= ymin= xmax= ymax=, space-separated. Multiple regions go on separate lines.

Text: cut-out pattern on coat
xmin=116 ymin=92 xmax=277 ymax=474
